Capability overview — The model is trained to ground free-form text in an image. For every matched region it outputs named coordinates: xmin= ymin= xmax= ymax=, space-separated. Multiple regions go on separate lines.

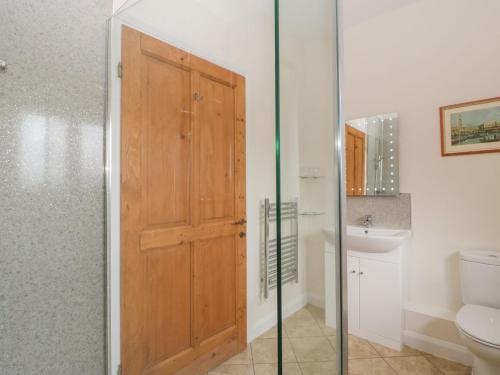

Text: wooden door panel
xmin=121 ymin=26 xmax=246 ymax=375
xmin=346 ymin=131 xmax=355 ymax=196
xmin=198 ymin=77 xmax=235 ymax=222
xmin=354 ymin=135 xmax=365 ymax=195
xmin=146 ymin=245 xmax=191 ymax=363
xmin=144 ymin=58 xmax=192 ymax=227
xmin=346 ymin=125 xmax=366 ymax=196
xmin=194 ymin=235 xmax=237 ymax=342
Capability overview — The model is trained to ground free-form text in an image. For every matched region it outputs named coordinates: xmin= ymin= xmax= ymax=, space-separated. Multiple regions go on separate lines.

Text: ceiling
xmin=342 ymin=0 xmax=423 ymax=28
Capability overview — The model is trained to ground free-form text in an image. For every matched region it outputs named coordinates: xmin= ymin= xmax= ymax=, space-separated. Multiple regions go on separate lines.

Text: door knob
xmin=239 ymin=232 xmax=246 ymax=238
xmin=233 ymin=219 xmax=247 ymax=225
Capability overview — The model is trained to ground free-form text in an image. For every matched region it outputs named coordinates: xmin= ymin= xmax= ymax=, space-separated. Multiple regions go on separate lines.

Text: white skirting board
xmin=403 ymin=330 xmax=473 ymax=367
xmin=307 ymin=292 xmax=325 ymax=308
xmin=248 ymin=294 xmax=308 ymax=342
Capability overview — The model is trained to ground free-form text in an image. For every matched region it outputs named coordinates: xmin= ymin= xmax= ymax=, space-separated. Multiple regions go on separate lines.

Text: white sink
xmin=346 ymin=225 xmax=410 ymax=253
xmin=322 ymin=226 xmax=410 ymax=253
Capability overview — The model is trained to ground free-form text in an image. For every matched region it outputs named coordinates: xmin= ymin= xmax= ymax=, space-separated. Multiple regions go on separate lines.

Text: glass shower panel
xmin=276 ymin=0 xmax=343 ymax=374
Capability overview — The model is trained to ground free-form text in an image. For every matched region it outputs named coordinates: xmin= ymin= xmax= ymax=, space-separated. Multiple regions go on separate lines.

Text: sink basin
xmin=346 ymin=225 xmax=410 ymax=253
xmin=322 ymin=226 xmax=410 ymax=253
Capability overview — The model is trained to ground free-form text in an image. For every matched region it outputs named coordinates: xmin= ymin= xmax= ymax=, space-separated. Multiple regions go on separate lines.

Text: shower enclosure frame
xmin=105 ymin=0 xmax=349 ymax=374
xmin=273 ymin=0 xmax=348 ymax=374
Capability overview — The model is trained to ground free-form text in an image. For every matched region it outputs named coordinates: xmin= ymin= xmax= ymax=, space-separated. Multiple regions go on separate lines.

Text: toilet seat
xmin=456 ymin=304 xmax=500 ymax=349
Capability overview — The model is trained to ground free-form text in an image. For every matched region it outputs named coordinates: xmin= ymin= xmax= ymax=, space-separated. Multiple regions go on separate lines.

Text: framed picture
xmin=440 ymin=97 xmax=500 ymax=156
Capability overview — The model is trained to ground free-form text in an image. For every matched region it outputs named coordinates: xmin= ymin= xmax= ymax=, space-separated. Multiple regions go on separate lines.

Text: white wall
xmin=280 ymin=0 xmax=337 ymax=308
xmin=297 ymin=39 xmax=336 ymax=305
xmin=113 ymin=0 xmax=128 ymax=13
xmin=344 ymin=0 xmax=500 ymax=346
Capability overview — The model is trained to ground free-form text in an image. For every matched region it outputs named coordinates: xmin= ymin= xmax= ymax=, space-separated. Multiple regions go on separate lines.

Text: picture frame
xmin=440 ymin=97 xmax=500 ymax=156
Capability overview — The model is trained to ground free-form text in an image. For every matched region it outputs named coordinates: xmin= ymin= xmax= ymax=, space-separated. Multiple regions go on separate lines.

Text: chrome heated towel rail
xmin=261 ymin=198 xmax=299 ymax=299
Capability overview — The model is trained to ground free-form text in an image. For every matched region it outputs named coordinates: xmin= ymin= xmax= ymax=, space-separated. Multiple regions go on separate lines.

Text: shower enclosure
xmin=275 ymin=0 xmax=346 ymax=374
xmin=106 ymin=0 xmax=346 ymax=373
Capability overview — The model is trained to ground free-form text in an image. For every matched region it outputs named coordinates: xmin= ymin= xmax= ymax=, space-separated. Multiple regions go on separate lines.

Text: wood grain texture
xmin=146 ymin=245 xmax=191 ymax=362
xmin=346 ymin=125 xmax=366 ymax=196
xmin=121 ymin=26 xmax=247 ymax=375
xmin=198 ymin=76 xmax=235 ymax=222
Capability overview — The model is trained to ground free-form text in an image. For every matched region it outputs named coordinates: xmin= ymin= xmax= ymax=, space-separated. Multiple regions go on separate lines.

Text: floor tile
xmin=253 ymin=363 xmax=302 ymax=375
xmin=348 ymin=335 xmax=379 ymax=359
xmin=327 ymin=335 xmax=337 ymax=350
xmin=285 ymin=319 xmax=323 ymax=338
xmin=305 ymin=304 xmax=326 ymax=321
xmin=290 ymin=337 xmax=336 ymax=362
xmin=251 ymin=338 xmax=296 ymax=364
xmin=370 ymin=342 xmax=420 ymax=357
xmin=238 ymin=306 xmax=468 ymax=375
xmin=384 ymin=356 xmax=441 ymax=375
xmin=284 ymin=308 xmax=316 ymax=326
xmin=317 ymin=320 xmax=337 ymax=336
xmin=258 ymin=326 xmax=286 ymax=339
xmin=348 ymin=358 xmax=396 ymax=375
xmin=300 ymin=361 xmax=338 ymax=375
xmin=224 ymin=347 xmax=253 ymax=365
xmin=259 ymin=327 xmax=278 ymax=339
xmin=424 ymin=355 xmax=472 ymax=375
xmin=208 ymin=364 xmax=254 ymax=375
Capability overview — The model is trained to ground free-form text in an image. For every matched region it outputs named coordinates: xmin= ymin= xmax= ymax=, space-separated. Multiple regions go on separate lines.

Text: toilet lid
xmin=456 ymin=305 xmax=500 ymax=347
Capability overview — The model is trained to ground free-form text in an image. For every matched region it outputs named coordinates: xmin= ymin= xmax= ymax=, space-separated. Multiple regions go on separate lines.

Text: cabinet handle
xmin=350 ymin=270 xmax=356 ymax=274
xmin=359 ymin=271 xmax=364 ymax=275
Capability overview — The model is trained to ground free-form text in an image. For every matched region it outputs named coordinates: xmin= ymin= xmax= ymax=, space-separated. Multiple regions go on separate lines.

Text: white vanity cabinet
xmin=323 ymin=226 xmax=410 ymax=351
xmin=348 ymin=250 xmax=403 ymax=350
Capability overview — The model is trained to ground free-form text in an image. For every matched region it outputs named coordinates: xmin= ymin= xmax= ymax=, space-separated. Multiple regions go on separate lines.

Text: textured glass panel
xmin=0 ymin=1 xmax=111 ymax=374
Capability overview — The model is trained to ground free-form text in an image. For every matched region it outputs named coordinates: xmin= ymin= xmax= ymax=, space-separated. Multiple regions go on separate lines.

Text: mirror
xmin=345 ymin=113 xmax=399 ymax=196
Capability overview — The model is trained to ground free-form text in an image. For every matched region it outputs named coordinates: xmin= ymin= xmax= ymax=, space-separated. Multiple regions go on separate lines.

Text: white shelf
xmin=299 ymin=175 xmax=325 ymax=180
xmin=299 ymin=211 xmax=325 ymax=216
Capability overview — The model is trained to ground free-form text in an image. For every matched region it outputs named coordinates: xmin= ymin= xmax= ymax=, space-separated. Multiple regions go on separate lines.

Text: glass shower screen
xmin=275 ymin=0 xmax=344 ymax=373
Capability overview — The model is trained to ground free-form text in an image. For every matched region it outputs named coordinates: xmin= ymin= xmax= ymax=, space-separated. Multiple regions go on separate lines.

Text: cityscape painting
xmin=440 ymin=97 xmax=500 ymax=156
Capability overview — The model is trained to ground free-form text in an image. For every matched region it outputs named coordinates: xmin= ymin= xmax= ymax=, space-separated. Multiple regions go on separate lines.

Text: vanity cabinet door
xmin=347 ymin=256 xmax=360 ymax=331
xmin=359 ymin=258 xmax=401 ymax=341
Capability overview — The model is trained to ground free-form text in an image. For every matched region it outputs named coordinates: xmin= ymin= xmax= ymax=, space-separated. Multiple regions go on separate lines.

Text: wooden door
xmin=120 ymin=26 xmax=246 ymax=375
xmin=345 ymin=125 xmax=366 ymax=196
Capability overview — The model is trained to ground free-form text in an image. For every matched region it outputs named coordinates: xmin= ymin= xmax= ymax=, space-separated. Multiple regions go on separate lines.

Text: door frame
xmin=106 ymin=17 xmax=249 ymax=375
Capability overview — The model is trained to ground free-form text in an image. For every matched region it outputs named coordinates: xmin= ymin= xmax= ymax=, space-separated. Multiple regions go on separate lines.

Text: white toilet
xmin=456 ymin=250 xmax=500 ymax=375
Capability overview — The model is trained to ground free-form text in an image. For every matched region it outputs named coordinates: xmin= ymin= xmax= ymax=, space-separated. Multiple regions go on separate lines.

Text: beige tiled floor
xmin=207 ymin=305 xmax=471 ymax=375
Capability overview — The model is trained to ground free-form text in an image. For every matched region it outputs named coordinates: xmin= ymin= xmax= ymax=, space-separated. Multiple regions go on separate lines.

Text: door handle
xmin=233 ymin=219 xmax=247 ymax=225
xmin=239 ymin=232 xmax=246 ymax=238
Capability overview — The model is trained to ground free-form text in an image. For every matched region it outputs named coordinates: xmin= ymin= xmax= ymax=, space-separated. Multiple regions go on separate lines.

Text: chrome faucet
xmin=362 ymin=214 xmax=374 ymax=228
